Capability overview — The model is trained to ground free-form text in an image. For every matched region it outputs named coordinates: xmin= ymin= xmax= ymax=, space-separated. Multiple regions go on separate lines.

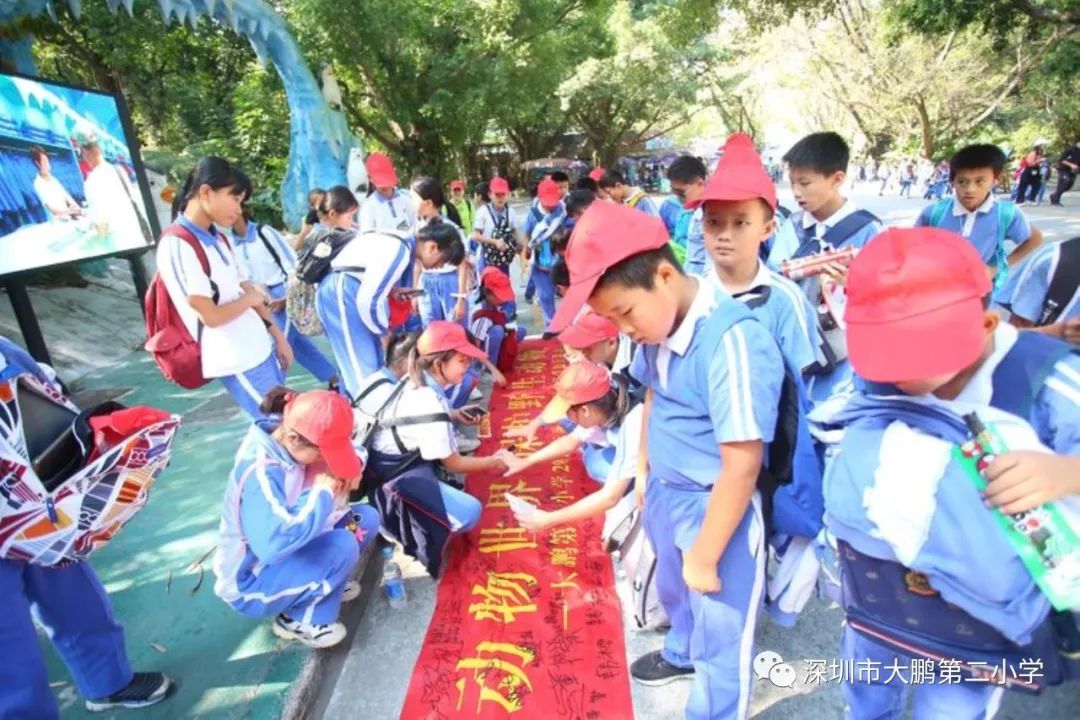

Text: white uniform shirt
xmin=354 ymin=372 xmax=457 ymax=460
xmin=156 ymin=225 xmax=272 ymax=378
xmin=613 ymin=334 xmax=635 ymax=376
xmin=358 ymin=190 xmax=415 ymax=234
xmin=230 ymin=222 xmax=297 ymax=287
xmin=33 ymin=175 xmax=74 ymax=217
xmin=330 ymin=231 xmax=413 ymax=335
xmin=570 ymin=403 xmax=644 ymax=484
xmin=472 ymin=204 xmax=518 ymax=240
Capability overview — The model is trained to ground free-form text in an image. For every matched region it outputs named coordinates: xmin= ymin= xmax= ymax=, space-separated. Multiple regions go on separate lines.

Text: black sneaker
xmin=630 ymin=651 xmax=694 ymax=686
xmin=85 ymin=672 xmax=175 ymax=712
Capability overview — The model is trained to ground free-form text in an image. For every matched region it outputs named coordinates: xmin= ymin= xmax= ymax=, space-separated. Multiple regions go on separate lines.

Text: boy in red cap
xmin=689 ymin=133 xmax=823 ymax=376
xmin=215 ymin=388 xmax=380 ymax=649
xmin=559 ymin=310 xmax=635 ymax=375
xmin=826 ymin=227 xmax=1080 ymax=718
xmin=522 ymin=177 xmax=568 ymax=326
xmin=358 ymin=152 xmax=414 ymax=234
xmin=470 ymin=266 xmax=523 ymax=370
xmin=550 ymin=201 xmax=785 ymax=718
xmin=472 ymin=177 xmax=521 ymax=275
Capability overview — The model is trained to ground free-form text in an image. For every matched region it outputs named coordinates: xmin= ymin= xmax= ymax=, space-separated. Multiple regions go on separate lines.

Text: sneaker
xmin=341 ymin=580 xmax=361 ymax=603
xmin=469 ymin=386 xmax=484 ymax=402
xmin=85 ymin=672 xmax=175 ymax=712
xmin=630 ymin=651 xmax=695 ymax=686
xmin=272 ymin=614 xmax=347 ymax=649
xmin=456 ymin=435 xmax=481 ymax=454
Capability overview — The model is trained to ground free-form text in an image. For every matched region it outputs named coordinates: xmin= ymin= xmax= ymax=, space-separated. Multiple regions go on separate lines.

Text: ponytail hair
xmin=386 ymin=331 xmax=420 ymax=375
xmin=171 ymin=156 xmax=244 ymax=220
xmin=259 ymin=385 xmax=300 ymax=415
xmin=411 ymin=176 xmax=463 ymax=227
xmin=319 ymin=185 xmax=359 ymax=215
xmin=578 ymin=374 xmax=631 ymax=429
xmin=405 ymin=328 xmax=480 ymax=387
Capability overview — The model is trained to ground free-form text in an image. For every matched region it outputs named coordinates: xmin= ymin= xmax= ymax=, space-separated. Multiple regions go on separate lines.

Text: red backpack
xmin=472 ymin=308 xmax=519 ymax=372
xmin=144 ymin=224 xmax=227 ymax=389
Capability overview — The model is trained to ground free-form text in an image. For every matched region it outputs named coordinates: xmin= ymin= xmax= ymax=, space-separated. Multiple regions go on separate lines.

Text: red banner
xmin=400 ymin=340 xmax=635 ymax=720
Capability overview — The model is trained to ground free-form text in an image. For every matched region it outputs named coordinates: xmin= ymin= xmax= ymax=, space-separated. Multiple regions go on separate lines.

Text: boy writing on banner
xmin=915 ymin=144 xmax=1044 ymax=292
xmin=549 ymin=202 xmax=784 ymax=720
xmin=827 ymin=227 xmax=1080 ymax=718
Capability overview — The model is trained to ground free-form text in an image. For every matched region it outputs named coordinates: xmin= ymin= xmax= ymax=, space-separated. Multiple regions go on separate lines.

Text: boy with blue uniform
xmin=549 ymin=202 xmax=785 ymax=720
xmin=597 ymin=169 xmax=660 ymax=216
xmin=666 ymin=155 xmax=708 ymax=275
xmin=827 ymin=227 xmax=1080 ymax=719
xmin=522 ymin=178 xmax=566 ymax=327
xmin=1004 ymin=235 xmax=1080 ymax=344
xmin=691 ymin=133 xmax=822 ymax=375
xmin=915 ymin=144 xmax=1044 ymax=292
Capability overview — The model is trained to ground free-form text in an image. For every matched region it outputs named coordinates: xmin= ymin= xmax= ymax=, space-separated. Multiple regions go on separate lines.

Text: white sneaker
xmin=272 ymin=614 xmax=347 ymax=649
xmin=341 ymin=580 xmax=361 ymax=603
xmin=469 ymin=386 xmax=484 ymax=402
xmin=456 ymin=435 xmax=481 ymax=454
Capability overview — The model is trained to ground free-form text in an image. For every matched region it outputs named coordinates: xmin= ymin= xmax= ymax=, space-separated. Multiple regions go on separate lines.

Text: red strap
xmin=165 ymin=223 xmax=211 ymax=276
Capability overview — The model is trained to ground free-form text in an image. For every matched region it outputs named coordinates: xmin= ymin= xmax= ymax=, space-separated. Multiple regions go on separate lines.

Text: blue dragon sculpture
xmin=0 ymin=0 xmax=356 ymax=227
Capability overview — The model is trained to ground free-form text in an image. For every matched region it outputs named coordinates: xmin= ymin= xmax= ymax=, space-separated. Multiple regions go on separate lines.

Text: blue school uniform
xmin=231 ymin=222 xmax=338 ymax=383
xmin=0 ymin=341 xmax=134 ymax=719
xmin=629 ymin=281 xmax=784 ymax=720
xmin=766 ymin=201 xmax=882 ymax=267
xmin=523 ymin=202 xmax=565 ymax=327
xmin=914 ymin=195 xmax=1031 ymax=268
xmin=828 ymin=326 xmax=1080 ymax=718
xmin=659 ymin=196 xmax=682 ymax=235
xmin=1003 ymin=237 xmax=1080 ymax=325
xmin=701 ymin=261 xmax=822 ymax=374
xmin=213 ymin=421 xmax=378 ymax=626
xmin=314 ymin=231 xmax=413 ymax=399
xmin=683 ymin=209 xmax=707 ymax=276
xmin=418 ymin=216 xmax=469 ymax=329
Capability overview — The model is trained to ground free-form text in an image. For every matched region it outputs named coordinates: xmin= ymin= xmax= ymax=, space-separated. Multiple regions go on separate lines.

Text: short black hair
xmin=949 ymin=144 xmax=1006 ymax=179
xmin=564 ymin=189 xmax=596 ymax=218
xmin=235 ymin=168 xmax=254 ymax=203
xmin=550 ymin=171 xmax=570 ymax=183
xmin=575 ymin=177 xmax=599 ymax=192
xmin=417 ymin=220 xmax=465 ymax=265
xmin=473 ymin=180 xmax=490 ymax=203
xmin=783 ymin=132 xmax=849 ymax=175
xmin=593 ymin=245 xmax=683 ymax=296
xmin=598 ymin=170 xmax=625 ymax=189
xmin=667 ymin=155 xmax=707 ymax=184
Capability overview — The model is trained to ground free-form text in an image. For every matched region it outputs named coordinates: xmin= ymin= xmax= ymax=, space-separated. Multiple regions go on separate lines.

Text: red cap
xmin=558 ymin=310 xmax=618 ymax=349
xmin=489 ymin=177 xmax=510 ymax=195
xmin=450 ymin=179 xmax=465 ymax=191
xmin=548 ymin=202 xmax=669 ymax=332
xmin=283 ymin=391 xmax=363 ymax=481
xmin=686 ymin=133 xmax=776 ymax=211
xmin=537 ymin=178 xmax=562 ymax=206
xmin=365 ymin=152 xmax=398 ymax=189
xmin=845 ymin=227 xmax=991 ymax=383
xmin=541 ymin=360 xmax=613 ymax=422
xmin=588 ymin=168 xmax=605 ymax=182
xmin=479 ymin=266 xmax=515 ymax=304
xmin=418 ymin=320 xmax=488 ymax=362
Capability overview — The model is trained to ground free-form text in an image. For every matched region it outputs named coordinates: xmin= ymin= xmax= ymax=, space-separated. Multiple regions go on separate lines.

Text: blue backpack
xmin=928 ymin=197 xmax=1016 ymax=293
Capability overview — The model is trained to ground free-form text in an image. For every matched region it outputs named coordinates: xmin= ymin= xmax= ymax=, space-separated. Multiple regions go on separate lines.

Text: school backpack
xmin=294 ymin=226 xmax=362 ymax=285
xmin=144 ymin=223 xmax=229 ymax=389
xmin=0 ymin=349 xmax=181 ymax=566
xmin=790 ymin=209 xmax=880 ymax=374
xmin=482 ymin=205 xmax=519 ymax=269
xmin=1035 ymin=236 xmax=1080 ymax=325
xmin=928 ymin=198 xmax=1015 ymax=293
xmin=602 ymin=492 xmax=669 ymax=630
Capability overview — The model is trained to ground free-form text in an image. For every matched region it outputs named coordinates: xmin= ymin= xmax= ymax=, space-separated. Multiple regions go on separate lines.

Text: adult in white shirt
xmin=81 ymin=142 xmax=151 ymax=248
xmin=357 ymin=152 xmax=414 ymax=234
xmin=29 ymin=146 xmax=81 ymax=220
xmin=156 ymin=157 xmax=293 ymax=419
xmin=503 ymin=360 xmax=645 ymax=531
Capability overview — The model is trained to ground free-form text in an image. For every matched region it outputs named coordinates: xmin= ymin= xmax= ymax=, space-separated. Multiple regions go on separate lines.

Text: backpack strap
xmin=992 ymin=200 xmax=1016 ymax=289
xmin=1039 ymin=238 xmax=1080 ymax=325
xmin=255 ymin=224 xmax=289 ymax=279
xmin=821 ymin=209 xmax=879 ymax=248
xmin=928 ymin=198 xmax=952 ymax=227
xmin=383 ymin=412 xmax=454 ymax=454
xmin=990 ymin=331 xmax=1077 ymax=421
xmin=167 ymin=224 xmax=220 ymax=344
xmin=351 ymin=376 xmax=395 ymax=407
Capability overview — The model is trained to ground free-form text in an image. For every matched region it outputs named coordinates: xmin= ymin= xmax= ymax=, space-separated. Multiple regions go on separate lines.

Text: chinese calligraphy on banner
xmin=399 ymin=341 xmax=635 ymax=720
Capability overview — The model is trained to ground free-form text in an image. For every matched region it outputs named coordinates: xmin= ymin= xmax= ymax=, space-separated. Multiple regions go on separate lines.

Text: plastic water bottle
xmin=381 ymin=546 xmax=407 ymax=608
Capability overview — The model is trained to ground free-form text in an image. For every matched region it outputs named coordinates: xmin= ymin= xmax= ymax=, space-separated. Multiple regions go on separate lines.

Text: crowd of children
xmin=11 ymin=123 xmax=1077 ymax=718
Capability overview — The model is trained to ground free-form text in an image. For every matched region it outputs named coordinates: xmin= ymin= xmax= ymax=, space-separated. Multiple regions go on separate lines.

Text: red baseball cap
xmin=479 ymin=266 xmax=515 ymax=304
xmin=450 ymin=179 xmax=466 ymax=191
xmin=537 ymin=178 xmax=562 ymax=206
xmin=558 ymin=310 xmax=618 ymax=349
xmin=588 ymin=168 xmax=605 ymax=182
xmin=282 ymin=391 xmax=363 ymax=481
xmin=366 ymin=152 xmax=398 ymax=189
xmin=686 ymin=133 xmax=776 ymax=211
xmin=541 ymin=360 xmax=613 ymax=422
xmin=845 ymin=227 xmax=992 ymax=383
xmin=489 ymin=177 xmax=510 ymax=195
xmin=548 ymin=201 xmax=670 ymax=332
xmin=417 ymin=320 xmax=488 ymax=362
